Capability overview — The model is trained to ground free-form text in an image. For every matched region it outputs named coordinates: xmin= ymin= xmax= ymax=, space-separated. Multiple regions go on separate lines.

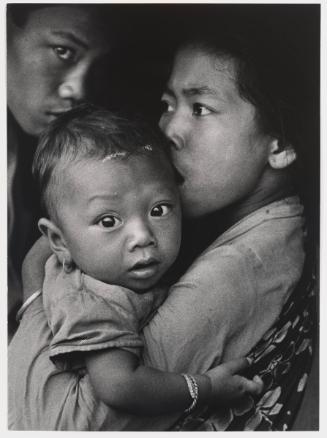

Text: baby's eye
xmin=192 ymin=103 xmax=211 ymax=117
xmin=98 ymin=216 xmax=121 ymax=228
xmin=151 ymin=203 xmax=172 ymax=217
xmin=53 ymin=46 xmax=76 ymax=62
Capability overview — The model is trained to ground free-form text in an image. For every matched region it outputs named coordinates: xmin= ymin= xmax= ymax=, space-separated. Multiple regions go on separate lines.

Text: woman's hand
xmin=21 ymin=236 xmax=52 ymax=301
xmin=205 ymin=358 xmax=264 ymax=406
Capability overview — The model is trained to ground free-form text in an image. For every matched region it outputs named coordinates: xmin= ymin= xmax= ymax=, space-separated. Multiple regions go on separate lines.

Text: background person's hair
xmin=7 ymin=4 xmax=42 ymax=27
xmin=32 ymin=105 xmax=171 ymax=221
xmin=7 ymin=3 xmax=109 ymax=28
xmin=7 ymin=3 xmax=121 ymax=46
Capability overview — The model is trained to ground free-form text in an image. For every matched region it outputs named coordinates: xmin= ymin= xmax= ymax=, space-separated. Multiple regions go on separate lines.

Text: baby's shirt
xmin=43 ymin=255 xmax=166 ymax=368
xmin=9 ymin=196 xmax=307 ymax=431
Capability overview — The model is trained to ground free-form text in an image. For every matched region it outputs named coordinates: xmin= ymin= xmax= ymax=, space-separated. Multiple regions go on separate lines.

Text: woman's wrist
xmin=195 ymin=374 xmax=212 ymax=407
xmin=182 ymin=373 xmax=212 ymax=414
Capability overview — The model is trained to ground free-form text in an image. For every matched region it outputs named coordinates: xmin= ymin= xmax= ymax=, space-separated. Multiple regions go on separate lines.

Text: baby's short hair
xmin=32 ymin=104 xmax=171 ymax=220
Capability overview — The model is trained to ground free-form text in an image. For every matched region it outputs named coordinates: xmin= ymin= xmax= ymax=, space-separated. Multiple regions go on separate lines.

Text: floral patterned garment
xmin=173 ymin=258 xmax=317 ymax=431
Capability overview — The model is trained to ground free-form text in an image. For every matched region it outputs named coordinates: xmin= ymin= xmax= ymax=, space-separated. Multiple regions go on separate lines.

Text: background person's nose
xmin=58 ymin=68 xmax=87 ymax=103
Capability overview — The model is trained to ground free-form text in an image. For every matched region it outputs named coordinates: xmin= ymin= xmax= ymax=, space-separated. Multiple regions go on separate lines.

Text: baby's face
xmin=57 ymin=153 xmax=181 ymax=291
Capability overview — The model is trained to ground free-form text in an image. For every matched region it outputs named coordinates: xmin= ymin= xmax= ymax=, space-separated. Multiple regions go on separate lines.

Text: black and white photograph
xmin=4 ymin=0 xmax=321 ymax=432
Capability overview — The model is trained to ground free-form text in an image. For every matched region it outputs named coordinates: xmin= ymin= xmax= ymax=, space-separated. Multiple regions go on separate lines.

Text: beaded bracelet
xmin=182 ymin=373 xmax=199 ymax=414
xmin=16 ymin=289 xmax=42 ymax=322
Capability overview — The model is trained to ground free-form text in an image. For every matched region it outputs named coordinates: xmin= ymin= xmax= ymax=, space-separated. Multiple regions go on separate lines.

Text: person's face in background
xmin=7 ymin=6 xmax=108 ymax=137
xmin=159 ymin=46 xmax=275 ymax=220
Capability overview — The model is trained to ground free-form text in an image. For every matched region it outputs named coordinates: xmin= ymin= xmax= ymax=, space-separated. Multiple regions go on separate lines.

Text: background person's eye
xmin=192 ymin=103 xmax=211 ymax=116
xmin=53 ymin=46 xmax=75 ymax=62
xmin=151 ymin=203 xmax=172 ymax=217
xmin=98 ymin=216 xmax=120 ymax=228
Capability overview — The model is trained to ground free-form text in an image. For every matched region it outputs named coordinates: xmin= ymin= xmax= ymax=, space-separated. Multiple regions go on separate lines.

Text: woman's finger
xmin=223 ymin=357 xmax=252 ymax=374
xmin=237 ymin=375 xmax=264 ymax=395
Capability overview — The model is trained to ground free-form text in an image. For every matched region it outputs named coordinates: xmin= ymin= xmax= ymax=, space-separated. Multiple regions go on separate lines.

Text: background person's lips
xmin=46 ymin=109 xmax=71 ymax=116
xmin=45 ymin=109 xmax=72 ymax=123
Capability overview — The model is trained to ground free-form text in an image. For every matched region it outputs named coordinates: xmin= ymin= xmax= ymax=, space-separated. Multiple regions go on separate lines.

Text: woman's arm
xmin=21 ymin=236 xmax=52 ymax=301
xmin=85 ymin=348 xmax=262 ymax=415
xmin=142 ymin=245 xmax=284 ymax=374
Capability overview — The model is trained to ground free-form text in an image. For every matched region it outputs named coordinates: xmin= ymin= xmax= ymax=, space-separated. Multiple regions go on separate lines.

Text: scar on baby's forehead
xmin=101 ymin=145 xmax=153 ymax=162
xmin=102 ymin=152 xmax=127 ymax=162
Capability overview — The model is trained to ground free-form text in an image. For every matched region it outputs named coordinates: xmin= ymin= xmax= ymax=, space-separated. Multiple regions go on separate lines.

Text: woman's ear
xmin=268 ymin=139 xmax=297 ymax=169
xmin=38 ymin=218 xmax=72 ymax=266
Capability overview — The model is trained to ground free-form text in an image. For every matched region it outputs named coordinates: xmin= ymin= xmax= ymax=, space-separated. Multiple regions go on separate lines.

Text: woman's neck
xmin=177 ymin=168 xmax=296 ymax=272
xmin=223 ymin=167 xmax=296 ymax=226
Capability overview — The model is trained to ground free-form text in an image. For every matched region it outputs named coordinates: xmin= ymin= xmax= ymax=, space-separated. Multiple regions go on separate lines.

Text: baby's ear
xmin=268 ymin=139 xmax=297 ymax=169
xmin=38 ymin=218 xmax=72 ymax=266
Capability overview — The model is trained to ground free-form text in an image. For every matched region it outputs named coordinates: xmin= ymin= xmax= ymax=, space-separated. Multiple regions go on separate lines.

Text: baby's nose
xmin=127 ymin=220 xmax=156 ymax=251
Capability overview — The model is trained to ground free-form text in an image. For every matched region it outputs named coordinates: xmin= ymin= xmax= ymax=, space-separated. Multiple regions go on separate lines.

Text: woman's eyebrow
xmin=51 ymin=30 xmax=89 ymax=50
xmin=162 ymin=88 xmax=175 ymax=98
xmin=164 ymin=85 xmax=226 ymax=102
xmin=182 ymin=86 xmax=218 ymax=97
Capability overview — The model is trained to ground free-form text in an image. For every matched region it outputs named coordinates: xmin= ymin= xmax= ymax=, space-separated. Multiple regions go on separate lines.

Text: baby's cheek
xmin=95 ymin=260 xmax=122 ymax=285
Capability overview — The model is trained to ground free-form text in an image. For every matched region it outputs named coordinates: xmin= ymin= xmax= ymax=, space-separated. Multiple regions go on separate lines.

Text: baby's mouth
xmin=128 ymin=259 xmax=160 ymax=279
xmin=131 ymin=258 xmax=159 ymax=270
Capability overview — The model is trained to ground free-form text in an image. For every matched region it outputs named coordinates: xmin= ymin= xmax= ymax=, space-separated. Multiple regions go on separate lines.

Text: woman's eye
xmin=98 ymin=216 xmax=120 ymax=228
xmin=192 ymin=103 xmax=211 ymax=116
xmin=151 ymin=204 xmax=172 ymax=217
xmin=161 ymin=99 xmax=174 ymax=113
xmin=53 ymin=46 xmax=75 ymax=62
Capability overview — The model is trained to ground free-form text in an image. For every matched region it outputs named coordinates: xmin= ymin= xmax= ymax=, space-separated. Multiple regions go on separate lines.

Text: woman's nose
xmin=58 ymin=66 xmax=87 ymax=103
xmin=127 ymin=220 xmax=156 ymax=252
xmin=159 ymin=113 xmax=184 ymax=151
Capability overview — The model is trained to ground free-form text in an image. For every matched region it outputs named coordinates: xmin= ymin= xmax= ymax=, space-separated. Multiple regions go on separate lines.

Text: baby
xmin=32 ymin=105 xmax=263 ymax=417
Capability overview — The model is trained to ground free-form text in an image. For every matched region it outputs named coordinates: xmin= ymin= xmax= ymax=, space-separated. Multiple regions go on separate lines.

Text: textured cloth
xmin=8 ymin=197 xmax=307 ymax=430
xmin=143 ymin=197 xmax=305 ymax=374
xmin=42 ymin=255 xmax=166 ymax=367
xmin=173 ymin=257 xmax=317 ymax=431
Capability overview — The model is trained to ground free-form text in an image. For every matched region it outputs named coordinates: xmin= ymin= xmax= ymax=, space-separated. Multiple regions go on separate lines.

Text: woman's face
xmin=159 ymin=46 xmax=273 ymax=219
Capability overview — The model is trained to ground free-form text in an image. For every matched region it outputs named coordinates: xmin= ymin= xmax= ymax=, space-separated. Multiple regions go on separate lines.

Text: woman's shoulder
xmin=178 ymin=196 xmax=305 ymax=292
xmin=204 ymin=196 xmax=304 ymax=263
